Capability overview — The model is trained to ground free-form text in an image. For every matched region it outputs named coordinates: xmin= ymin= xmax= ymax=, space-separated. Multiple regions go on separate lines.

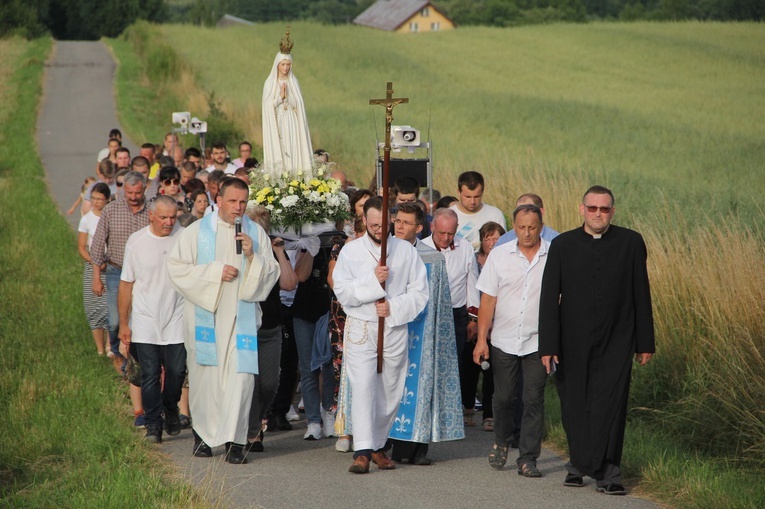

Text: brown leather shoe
xmin=348 ymin=455 xmax=370 ymax=474
xmin=371 ymin=450 xmax=396 ymax=470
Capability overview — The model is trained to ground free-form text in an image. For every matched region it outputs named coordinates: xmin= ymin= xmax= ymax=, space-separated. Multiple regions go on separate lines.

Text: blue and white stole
xmin=194 ymin=212 xmax=259 ymax=374
xmin=390 ymin=262 xmax=431 ymax=441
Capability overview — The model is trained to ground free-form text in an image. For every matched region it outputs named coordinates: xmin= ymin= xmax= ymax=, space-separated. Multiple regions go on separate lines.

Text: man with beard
xmin=332 ymin=197 xmax=429 ymax=474
xmin=539 ymin=185 xmax=655 ymax=495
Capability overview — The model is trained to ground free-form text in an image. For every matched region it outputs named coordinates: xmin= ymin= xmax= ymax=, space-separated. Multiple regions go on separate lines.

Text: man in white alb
xmin=167 ymin=178 xmax=280 ymax=464
xmin=332 ymin=197 xmax=429 ymax=474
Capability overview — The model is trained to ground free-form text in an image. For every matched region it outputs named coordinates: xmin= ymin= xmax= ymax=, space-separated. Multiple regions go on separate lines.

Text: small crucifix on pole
xmin=369 ymin=82 xmax=408 ymax=373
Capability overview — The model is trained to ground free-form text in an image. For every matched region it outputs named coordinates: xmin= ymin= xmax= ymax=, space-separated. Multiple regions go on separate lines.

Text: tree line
xmin=1 ymin=0 xmax=762 ymax=39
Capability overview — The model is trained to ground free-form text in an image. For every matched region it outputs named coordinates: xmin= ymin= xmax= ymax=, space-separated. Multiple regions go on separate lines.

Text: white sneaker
xmin=286 ymin=405 xmax=300 ymax=421
xmin=298 ymin=398 xmax=304 ymax=412
xmin=304 ymin=422 xmax=323 ymax=440
xmin=335 ymin=437 xmax=351 ymax=452
xmin=321 ymin=408 xmax=336 ymax=438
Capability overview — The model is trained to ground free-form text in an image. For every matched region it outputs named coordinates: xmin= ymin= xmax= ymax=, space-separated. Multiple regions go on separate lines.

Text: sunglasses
xmin=162 ymin=178 xmax=180 ymax=186
xmin=116 ymin=181 xmax=123 ymax=187
xmin=583 ymin=204 xmax=613 ymax=214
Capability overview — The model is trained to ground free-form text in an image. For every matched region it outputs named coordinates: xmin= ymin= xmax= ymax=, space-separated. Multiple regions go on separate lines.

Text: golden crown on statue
xmin=279 ymin=27 xmax=294 ymax=55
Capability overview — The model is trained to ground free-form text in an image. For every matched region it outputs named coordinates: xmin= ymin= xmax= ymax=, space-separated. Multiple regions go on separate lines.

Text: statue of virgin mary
xmin=262 ymin=30 xmax=313 ymax=173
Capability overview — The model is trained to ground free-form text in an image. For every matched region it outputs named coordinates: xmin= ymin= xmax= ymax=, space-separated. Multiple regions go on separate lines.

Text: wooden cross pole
xmin=369 ymin=82 xmax=408 ymax=373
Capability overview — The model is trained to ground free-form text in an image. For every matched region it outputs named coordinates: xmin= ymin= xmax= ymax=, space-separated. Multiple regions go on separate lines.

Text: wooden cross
xmin=369 ymin=82 xmax=409 ymax=373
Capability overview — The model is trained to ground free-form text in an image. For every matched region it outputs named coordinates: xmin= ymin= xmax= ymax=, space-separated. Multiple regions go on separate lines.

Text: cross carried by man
xmin=368 ymin=81 xmax=408 ymax=373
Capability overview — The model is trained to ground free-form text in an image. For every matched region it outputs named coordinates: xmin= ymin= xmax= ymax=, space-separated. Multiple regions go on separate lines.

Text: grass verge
xmin=0 ymin=37 xmax=206 ymax=508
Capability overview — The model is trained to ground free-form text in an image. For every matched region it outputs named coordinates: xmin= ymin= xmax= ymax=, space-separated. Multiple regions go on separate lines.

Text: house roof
xmin=354 ymin=0 xmax=449 ymax=31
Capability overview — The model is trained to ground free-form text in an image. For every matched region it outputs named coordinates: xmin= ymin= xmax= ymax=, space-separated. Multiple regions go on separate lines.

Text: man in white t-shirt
xmin=118 ymin=195 xmax=186 ymax=443
xmin=205 ymin=142 xmax=237 ymax=175
xmin=473 ymin=204 xmax=549 ymax=478
xmin=450 ymin=171 xmax=507 ymax=251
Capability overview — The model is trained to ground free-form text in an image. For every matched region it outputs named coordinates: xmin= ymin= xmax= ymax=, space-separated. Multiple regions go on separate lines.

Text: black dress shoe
xmin=596 ymin=483 xmax=626 ymax=495
xmin=191 ymin=429 xmax=212 ymax=457
xmin=225 ymin=442 xmax=248 ymax=464
xmin=563 ymin=473 xmax=584 ymax=487
xmin=192 ymin=440 xmax=212 ymax=457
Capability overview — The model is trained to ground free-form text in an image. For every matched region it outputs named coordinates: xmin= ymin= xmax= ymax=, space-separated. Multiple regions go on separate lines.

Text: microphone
xmin=480 ymin=355 xmax=490 ymax=371
xmin=234 ymin=216 xmax=242 ymax=254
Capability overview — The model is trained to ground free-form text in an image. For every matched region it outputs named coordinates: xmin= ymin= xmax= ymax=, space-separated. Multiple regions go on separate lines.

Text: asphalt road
xmin=37 ymin=40 xmax=137 ymax=230
xmin=36 ymin=40 xmax=658 ymax=509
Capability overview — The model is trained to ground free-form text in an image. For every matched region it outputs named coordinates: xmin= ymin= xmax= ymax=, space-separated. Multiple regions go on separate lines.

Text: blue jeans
xmin=104 ymin=264 xmax=122 ymax=357
xmin=293 ymin=316 xmax=335 ymax=424
xmin=135 ymin=342 xmax=187 ymax=429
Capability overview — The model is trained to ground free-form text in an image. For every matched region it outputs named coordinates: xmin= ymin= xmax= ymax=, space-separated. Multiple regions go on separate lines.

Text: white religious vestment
xmin=332 ymin=234 xmax=429 ymax=451
xmin=167 ymin=213 xmax=280 ymax=447
xmin=337 ymin=241 xmax=464 ymax=444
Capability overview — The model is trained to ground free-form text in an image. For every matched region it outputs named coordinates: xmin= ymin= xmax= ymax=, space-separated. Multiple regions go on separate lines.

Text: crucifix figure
xmin=369 ymin=82 xmax=409 ymax=373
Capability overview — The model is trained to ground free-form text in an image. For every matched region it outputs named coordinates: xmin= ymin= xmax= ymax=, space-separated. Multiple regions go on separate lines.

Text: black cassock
xmin=539 ymin=225 xmax=655 ymax=478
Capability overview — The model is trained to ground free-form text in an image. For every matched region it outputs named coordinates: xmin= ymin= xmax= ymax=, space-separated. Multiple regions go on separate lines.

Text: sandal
xmin=463 ymin=409 xmax=476 ymax=427
xmin=483 ymin=418 xmax=494 ymax=432
xmin=488 ymin=443 xmax=509 ymax=470
xmin=518 ymin=463 xmax=543 ymax=478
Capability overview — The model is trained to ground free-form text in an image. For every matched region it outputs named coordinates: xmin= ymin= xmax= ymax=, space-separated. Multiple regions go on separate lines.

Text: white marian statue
xmin=262 ymin=29 xmax=313 ymax=173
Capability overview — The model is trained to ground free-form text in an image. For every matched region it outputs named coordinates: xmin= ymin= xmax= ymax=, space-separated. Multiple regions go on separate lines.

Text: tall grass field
xmin=109 ymin=21 xmax=765 ymax=507
xmin=152 ymin=21 xmax=764 ymax=228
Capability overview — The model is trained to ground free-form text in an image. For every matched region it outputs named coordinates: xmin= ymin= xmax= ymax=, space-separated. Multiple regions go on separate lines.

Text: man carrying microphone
xmin=168 ymin=178 xmax=280 ymax=464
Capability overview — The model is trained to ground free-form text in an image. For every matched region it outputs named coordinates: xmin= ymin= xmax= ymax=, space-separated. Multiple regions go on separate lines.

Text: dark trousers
xmin=461 ymin=340 xmax=494 ymax=419
xmin=269 ymin=305 xmax=298 ymax=417
xmin=389 ymin=439 xmax=428 ymax=462
xmin=135 ymin=342 xmax=187 ymax=430
xmin=248 ymin=325 xmax=282 ymax=438
xmin=453 ymin=306 xmax=468 ymax=408
xmin=491 ymin=346 xmax=547 ymax=467
xmin=567 ymin=461 xmax=622 ymax=486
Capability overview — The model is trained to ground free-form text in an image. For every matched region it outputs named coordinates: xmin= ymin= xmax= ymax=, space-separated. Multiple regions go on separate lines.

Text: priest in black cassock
xmin=539 ymin=185 xmax=655 ymax=496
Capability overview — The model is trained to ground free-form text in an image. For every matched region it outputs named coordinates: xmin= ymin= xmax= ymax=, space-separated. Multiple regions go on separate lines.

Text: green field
xmin=153 ymin=21 xmax=765 ymax=228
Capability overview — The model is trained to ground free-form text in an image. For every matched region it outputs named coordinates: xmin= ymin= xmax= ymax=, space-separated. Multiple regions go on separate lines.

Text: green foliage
xmin=0 ymin=0 xmax=166 ymax=40
xmin=438 ymin=0 xmax=763 ymax=22
xmin=204 ymin=90 xmax=245 ymax=147
xmin=0 ymin=0 xmax=48 ymax=38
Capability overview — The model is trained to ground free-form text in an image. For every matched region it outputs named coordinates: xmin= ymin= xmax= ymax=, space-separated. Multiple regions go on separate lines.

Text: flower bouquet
xmin=248 ymin=161 xmax=350 ymax=239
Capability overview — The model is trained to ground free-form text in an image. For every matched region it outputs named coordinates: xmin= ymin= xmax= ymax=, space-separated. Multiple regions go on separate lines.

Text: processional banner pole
xmin=369 ymin=82 xmax=408 ymax=374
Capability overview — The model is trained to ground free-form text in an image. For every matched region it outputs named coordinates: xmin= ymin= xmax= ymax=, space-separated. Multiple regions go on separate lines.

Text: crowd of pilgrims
xmin=72 ymin=127 xmax=653 ymax=495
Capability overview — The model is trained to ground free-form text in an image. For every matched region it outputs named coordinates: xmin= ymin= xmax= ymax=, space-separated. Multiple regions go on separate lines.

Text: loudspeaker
xmin=378 ymin=158 xmax=428 ymax=188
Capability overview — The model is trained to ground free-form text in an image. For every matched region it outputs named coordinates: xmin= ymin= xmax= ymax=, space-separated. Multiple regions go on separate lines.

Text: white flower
xmin=266 ymin=204 xmax=274 ymax=211
xmin=280 ymin=195 xmax=299 ymax=208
